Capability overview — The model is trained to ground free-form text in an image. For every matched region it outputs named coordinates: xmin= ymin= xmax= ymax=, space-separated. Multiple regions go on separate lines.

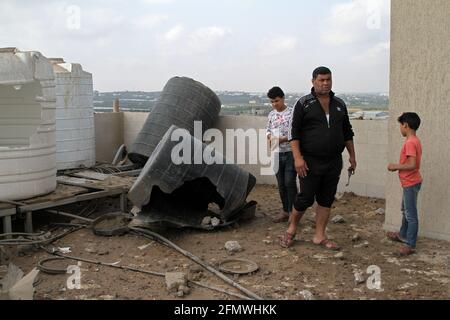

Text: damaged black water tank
xmin=128 ymin=125 xmax=256 ymax=225
xmin=128 ymin=77 xmax=221 ymax=166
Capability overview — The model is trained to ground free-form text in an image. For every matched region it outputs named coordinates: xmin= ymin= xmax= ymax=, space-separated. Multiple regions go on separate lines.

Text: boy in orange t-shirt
xmin=387 ymin=113 xmax=423 ymax=256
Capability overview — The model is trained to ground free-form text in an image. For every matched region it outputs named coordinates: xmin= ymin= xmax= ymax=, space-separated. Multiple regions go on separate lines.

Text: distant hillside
xmin=94 ymin=91 xmax=389 ymax=116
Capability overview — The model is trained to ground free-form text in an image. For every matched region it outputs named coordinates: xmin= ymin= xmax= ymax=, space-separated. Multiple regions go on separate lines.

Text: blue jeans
xmin=400 ymin=183 xmax=422 ymax=249
xmin=275 ymin=152 xmax=298 ymax=213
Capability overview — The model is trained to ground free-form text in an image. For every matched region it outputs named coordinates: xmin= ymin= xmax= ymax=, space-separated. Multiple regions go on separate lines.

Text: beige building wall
xmin=385 ymin=0 xmax=450 ymax=240
xmin=94 ymin=112 xmax=124 ymax=163
xmin=123 ymin=112 xmax=148 ymax=148
xmin=111 ymin=112 xmax=388 ymax=197
xmin=338 ymin=120 xmax=388 ymax=199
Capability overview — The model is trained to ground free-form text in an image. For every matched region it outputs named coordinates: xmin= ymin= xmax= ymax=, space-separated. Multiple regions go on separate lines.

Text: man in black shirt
xmin=280 ymin=67 xmax=357 ymax=250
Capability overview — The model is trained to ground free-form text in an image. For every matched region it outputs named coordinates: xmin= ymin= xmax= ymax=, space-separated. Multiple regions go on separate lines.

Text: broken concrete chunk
xmin=334 ymin=252 xmax=345 ymax=260
xmin=0 ymin=264 xmax=24 ymax=294
xmin=189 ymin=265 xmax=203 ymax=273
xmin=354 ymin=270 xmax=366 ymax=285
xmin=179 ymin=285 xmax=191 ymax=295
xmin=298 ymin=290 xmax=315 ymax=300
xmin=84 ymin=247 xmax=98 ymax=254
xmin=352 ymin=234 xmax=361 ymax=242
xmin=165 ymin=272 xmax=187 ymax=292
xmin=354 ymin=241 xmax=370 ymax=248
xmin=211 ymin=217 xmax=221 ymax=227
xmin=398 ymin=282 xmax=418 ymax=290
xmin=201 ymin=216 xmax=212 ymax=226
xmin=8 ymin=268 xmax=40 ymax=300
xmin=225 ymin=241 xmax=242 ymax=253
xmin=331 ymin=215 xmax=345 ymax=224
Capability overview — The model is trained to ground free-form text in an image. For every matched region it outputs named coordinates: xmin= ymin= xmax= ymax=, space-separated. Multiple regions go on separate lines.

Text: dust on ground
xmin=1 ymin=185 xmax=449 ymax=300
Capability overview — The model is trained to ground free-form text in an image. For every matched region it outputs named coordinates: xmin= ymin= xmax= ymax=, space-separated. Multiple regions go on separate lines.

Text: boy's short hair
xmin=398 ymin=112 xmax=421 ymax=131
xmin=313 ymin=66 xmax=332 ymax=79
xmin=267 ymin=87 xmax=285 ymax=99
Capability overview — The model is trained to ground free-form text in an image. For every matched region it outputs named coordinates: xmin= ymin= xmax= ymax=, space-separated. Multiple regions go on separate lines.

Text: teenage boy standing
xmin=266 ymin=87 xmax=298 ymax=223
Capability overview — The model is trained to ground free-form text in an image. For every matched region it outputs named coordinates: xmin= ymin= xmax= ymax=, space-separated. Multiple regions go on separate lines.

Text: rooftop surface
xmin=2 ymin=185 xmax=449 ymax=300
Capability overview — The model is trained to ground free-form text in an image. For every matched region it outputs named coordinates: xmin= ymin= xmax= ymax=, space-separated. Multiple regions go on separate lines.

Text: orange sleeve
xmin=405 ymin=140 xmax=418 ymax=158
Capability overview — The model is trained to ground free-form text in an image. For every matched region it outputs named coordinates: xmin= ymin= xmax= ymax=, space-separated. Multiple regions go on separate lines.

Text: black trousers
xmin=275 ymin=152 xmax=298 ymax=213
xmin=293 ymin=155 xmax=343 ymax=212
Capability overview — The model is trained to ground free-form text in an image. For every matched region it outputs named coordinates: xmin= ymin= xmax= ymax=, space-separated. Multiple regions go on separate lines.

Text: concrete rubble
xmin=225 ymin=241 xmax=243 ymax=253
xmin=331 ymin=215 xmax=346 ymax=224
xmin=165 ymin=272 xmax=190 ymax=297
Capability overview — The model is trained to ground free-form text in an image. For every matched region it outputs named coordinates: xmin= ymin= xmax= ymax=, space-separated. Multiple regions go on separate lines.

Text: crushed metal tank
xmin=128 ymin=126 xmax=256 ymax=229
xmin=128 ymin=77 xmax=221 ymax=166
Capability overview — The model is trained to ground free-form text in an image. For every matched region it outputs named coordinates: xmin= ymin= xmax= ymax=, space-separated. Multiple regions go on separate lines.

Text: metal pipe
xmin=45 ymin=210 xmax=94 ymax=223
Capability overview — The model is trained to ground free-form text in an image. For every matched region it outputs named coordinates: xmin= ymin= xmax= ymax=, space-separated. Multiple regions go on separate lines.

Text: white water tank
xmin=51 ymin=58 xmax=95 ymax=170
xmin=0 ymin=48 xmax=57 ymax=201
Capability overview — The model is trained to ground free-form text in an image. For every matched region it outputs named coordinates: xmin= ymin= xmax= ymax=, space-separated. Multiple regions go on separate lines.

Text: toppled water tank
xmin=128 ymin=125 xmax=256 ymax=227
xmin=51 ymin=58 xmax=95 ymax=170
xmin=0 ymin=48 xmax=57 ymax=201
xmin=128 ymin=77 xmax=221 ymax=166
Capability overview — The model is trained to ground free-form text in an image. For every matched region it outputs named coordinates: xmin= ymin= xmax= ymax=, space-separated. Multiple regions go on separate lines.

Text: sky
xmin=0 ymin=0 xmax=391 ymax=93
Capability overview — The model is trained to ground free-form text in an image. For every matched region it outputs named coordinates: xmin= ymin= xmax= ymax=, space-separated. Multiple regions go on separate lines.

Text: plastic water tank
xmin=0 ymin=48 xmax=57 ymax=201
xmin=51 ymin=58 xmax=95 ymax=170
xmin=128 ymin=77 xmax=222 ymax=166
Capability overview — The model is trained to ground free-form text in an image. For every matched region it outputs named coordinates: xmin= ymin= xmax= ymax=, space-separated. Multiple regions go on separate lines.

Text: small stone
xmin=179 ymin=285 xmax=191 ymax=295
xmin=334 ymin=252 xmax=345 ymax=260
xmin=165 ymin=272 xmax=187 ymax=292
xmin=352 ymin=234 xmax=361 ymax=242
xmin=263 ymin=271 xmax=272 ymax=276
xmin=189 ymin=265 xmax=203 ymax=273
xmin=176 ymin=291 xmax=185 ymax=298
xmin=398 ymin=282 xmax=418 ymax=290
xmin=331 ymin=215 xmax=345 ymax=224
xmin=225 ymin=241 xmax=242 ymax=253
xmin=298 ymin=290 xmax=315 ymax=300
xmin=98 ymin=250 xmax=109 ymax=256
xmin=354 ymin=270 xmax=366 ymax=284
xmin=211 ymin=217 xmax=221 ymax=227
xmin=201 ymin=216 xmax=212 ymax=226
xmin=375 ymin=208 xmax=386 ymax=215
xmin=354 ymin=241 xmax=370 ymax=248
xmin=85 ymin=247 xmax=98 ymax=254
xmin=262 ymin=240 xmax=273 ymax=245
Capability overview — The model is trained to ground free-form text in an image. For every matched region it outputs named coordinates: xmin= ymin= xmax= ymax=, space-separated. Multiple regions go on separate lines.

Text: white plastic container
xmin=0 ymin=48 xmax=57 ymax=201
xmin=51 ymin=58 xmax=95 ymax=170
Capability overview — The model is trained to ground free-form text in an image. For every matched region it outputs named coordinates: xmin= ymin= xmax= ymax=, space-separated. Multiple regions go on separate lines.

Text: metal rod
xmin=45 ymin=210 xmax=94 ymax=223
xmin=131 ymin=227 xmax=263 ymax=301
xmin=42 ymin=248 xmax=250 ymax=300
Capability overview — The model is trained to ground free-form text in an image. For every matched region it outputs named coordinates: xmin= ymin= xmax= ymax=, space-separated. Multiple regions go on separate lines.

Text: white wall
xmin=111 ymin=112 xmax=388 ymax=198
